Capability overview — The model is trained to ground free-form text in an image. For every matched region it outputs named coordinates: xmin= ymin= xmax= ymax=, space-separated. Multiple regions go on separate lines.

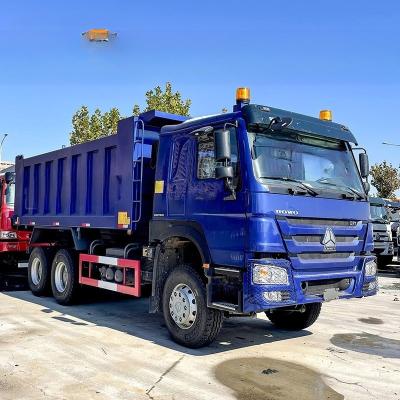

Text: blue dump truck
xmin=14 ymin=89 xmax=377 ymax=347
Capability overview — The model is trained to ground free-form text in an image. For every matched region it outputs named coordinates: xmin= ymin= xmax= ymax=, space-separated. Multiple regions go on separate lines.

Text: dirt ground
xmin=0 ymin=271 xmax=399 ymax=400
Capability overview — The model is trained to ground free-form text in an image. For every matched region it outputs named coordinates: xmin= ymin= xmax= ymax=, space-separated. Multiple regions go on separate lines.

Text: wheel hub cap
xmin=169 ymin=283 xmax=197 ymax=329
xmin=31 ymin=258 xmax=42 ymax=286
xmin=55 ymin=262 xmax=68 ymax=293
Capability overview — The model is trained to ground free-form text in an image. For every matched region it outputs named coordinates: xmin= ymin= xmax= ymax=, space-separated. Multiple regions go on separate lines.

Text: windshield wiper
xmin=260 ymin=177 xmax=319 ymax=196
xmin=316 ymin=178 xmax=365 ymax=200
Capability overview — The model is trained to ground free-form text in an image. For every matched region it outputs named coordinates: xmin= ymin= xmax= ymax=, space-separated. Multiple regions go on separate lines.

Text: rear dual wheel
xmin=28 ymin=247 xmax=79 ymax=305
xmin=50 ymin=249 xmax=80 ymax=305
xmin=28 ymin=248 xmax=53 ymax=296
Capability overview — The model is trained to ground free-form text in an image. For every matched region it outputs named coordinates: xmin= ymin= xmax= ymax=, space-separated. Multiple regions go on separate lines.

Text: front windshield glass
xmin=370 ymin=205 xmax=388 ymax=221
xmin=5 ymin=183 xmax=15 ymax=208
xmin=388 ymin=208 xmax=400 ymax=222
xmin=249 ymin=131 xmax=365 ymax=197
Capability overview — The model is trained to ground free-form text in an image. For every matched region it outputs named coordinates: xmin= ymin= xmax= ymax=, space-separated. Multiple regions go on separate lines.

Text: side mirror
xmin=216 ymin=165 xmax=234 ymax=180
xmin=214 ymin=129 xmax=231 ymax=162
xmin=363 ymin=181 xmax=370 ymax=194
xmin=359 ymin=153 xmax=369 ymax=178
xmin=4 ymin=172 xmax=14 ymax=184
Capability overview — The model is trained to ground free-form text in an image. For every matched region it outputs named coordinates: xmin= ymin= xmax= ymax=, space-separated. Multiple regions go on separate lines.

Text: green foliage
xmin=70 ymin=106 xmax=121 ymax=145
xmin=70 ymin=82 xmax=191 ymax=145
xmin=133 ymin=82 xmax=191 ymax=116
xmin=370 ymin=161 xmax=400 ymax=198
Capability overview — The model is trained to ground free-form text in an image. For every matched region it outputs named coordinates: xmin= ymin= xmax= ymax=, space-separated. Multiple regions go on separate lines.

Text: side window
xmin=196 ymin=127 xmax=239 ymax=180
xmin=171 ymin=137 xmax=191 ymax=181
xmin=197 ymin=136 xmax=215 ymax=179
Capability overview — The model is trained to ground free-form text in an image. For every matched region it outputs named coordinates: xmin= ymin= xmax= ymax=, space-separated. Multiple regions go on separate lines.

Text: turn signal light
xmin=319 ymin=109 xmax=332 ymax=121
xmin=236 ymin=87 xmax=251 ymax=103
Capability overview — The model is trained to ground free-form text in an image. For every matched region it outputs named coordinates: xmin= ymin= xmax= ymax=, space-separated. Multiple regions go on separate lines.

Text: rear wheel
xmin=51 ymin=249 xmax=79 ymax=305
xmin=28 ymin=248 xmax=52 ymax=296
xmin=265 ymin=303 xmax=322 ymax=330
xmin=162 ymin=265 xmax=223 ymax=348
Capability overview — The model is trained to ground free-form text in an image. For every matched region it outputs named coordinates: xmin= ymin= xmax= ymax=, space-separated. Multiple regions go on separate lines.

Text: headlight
xmin=0 ymin=231 xmax=17 ymax=239
xmin=365 ymin=260 xmax=377 ymax=276
xmin=252 ymin=264 xmax=289 ymax=285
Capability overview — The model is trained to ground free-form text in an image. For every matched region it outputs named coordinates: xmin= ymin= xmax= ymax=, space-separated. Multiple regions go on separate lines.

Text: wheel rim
xmin=54 ymin=261 xmax=68 ymax=293
xmin=169 ymin=283 xmax=197 ymax=329
xmin=31 ymin=257 xmax=42 ymax=286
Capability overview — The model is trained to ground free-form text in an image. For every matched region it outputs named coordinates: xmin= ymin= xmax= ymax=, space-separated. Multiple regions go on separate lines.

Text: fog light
xmin=263 ymin=291 xmax=283 ymax=302
xmin=368 ymin=280 xmax=377 ymax=291
xmin=253 ymin=264 xmax=289 ymax=285
xmin=365 ymin=260 xmax=377 ymax=276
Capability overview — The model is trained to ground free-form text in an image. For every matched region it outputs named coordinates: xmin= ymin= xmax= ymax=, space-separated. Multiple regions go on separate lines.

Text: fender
xmin=149 ymin=219 xmax=211 ymax=263
xmin=148 ymin=219 xmax=211 ymax=313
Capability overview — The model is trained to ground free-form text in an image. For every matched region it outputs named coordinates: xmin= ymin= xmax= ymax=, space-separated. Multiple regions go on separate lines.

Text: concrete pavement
xmin=0 ymin=273 xmax=399 ymax=400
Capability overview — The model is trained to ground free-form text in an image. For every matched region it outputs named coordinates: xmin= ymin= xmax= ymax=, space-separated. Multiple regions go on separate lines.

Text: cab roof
xmin=160 ymin=104 xmax=358 ymax=144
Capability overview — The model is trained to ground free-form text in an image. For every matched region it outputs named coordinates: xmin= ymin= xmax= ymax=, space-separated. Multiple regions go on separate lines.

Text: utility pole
xmin=0 ymin=133 xmax=8 ymax=166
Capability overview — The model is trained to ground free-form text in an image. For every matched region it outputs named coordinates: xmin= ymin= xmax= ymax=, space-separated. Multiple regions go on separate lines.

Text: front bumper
xmin=242 ymin=256 xmax=378 ymax=313
xmin=0 ymin=241 xmax=29 ymax=253
xmin=373 ymin=241 xmax=394 ymax=256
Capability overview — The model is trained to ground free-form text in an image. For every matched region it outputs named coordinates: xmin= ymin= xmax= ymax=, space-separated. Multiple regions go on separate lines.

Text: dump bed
xmin=15 ymin=112 xmax=186 ymax=231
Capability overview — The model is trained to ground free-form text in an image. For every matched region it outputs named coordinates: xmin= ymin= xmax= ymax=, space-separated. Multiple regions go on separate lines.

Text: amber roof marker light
xmin=319 ymin=109 xmax=333 ymax=121
xmin=82 ymin=29 xmax=117 ymax=42
xmin=236 ymin=87 xmax=251 ymax=103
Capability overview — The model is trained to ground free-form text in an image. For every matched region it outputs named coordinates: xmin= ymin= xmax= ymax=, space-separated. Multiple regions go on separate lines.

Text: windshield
xmin=249 ymin=131 xmax=365 ymax=198
xmin=388 ymin=208 xmax=400 ymax=222
xmin=5 ymin=183 xmax=15 ymax=208
xmin=370 ymin=205 xmax=388 ymax=221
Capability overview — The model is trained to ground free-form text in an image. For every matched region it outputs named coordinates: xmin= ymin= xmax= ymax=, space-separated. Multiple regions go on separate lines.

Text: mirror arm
xmin=225 ymin=177 xmax=236 ymax=200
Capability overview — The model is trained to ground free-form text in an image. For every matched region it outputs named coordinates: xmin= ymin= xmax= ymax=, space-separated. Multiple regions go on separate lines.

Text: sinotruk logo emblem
xmin=322 ymin=227 xmax=336 ymax=252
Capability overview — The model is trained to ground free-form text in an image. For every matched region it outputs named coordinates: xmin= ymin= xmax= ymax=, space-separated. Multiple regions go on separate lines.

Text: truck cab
xmin=385 ymin=200 xmax=400 ymax=258
xmin=0 ymin=171 xmax=29 ymax=269
xmin=369 ymin=197 xmax=394 ymax=268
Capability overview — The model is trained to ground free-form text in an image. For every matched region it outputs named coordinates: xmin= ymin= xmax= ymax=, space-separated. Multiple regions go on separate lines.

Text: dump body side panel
xmin=15 ymin=117 xmax=157 ymax=231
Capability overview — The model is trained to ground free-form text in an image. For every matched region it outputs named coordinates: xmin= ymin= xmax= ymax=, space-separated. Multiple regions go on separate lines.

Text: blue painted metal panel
xmin=15 ymin=113 xmax=184 ymax=230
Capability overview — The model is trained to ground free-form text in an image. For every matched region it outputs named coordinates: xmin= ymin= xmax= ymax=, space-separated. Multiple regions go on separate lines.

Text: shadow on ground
xmin=4 ymin=289 xmax=311 ymax=356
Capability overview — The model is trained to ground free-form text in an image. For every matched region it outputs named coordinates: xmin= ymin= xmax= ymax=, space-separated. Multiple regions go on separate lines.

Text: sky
xmin=1 ymin=0 xmax=400 ymax=171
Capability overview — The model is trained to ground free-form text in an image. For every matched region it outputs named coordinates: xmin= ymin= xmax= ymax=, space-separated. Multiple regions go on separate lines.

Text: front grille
xmin=277 ymin=216 xmax=367 ymax=271
xmin=297 ymin=252 xmax=354 ymax=260
xmin=288 ymin=218 xmax=357 ymax=227
xmin=293 ymin=235 xmax=358 ymax=243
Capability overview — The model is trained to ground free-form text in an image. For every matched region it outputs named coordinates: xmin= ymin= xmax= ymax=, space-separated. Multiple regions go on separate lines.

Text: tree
xmin=70 ymin=106 xmax=90 ymax=145
xmin=102 ymin=107 xmax=121 ymax=136
xmin=89 ymin=108 xmax=103 ymax=140
xmin=133 ymin=82 xmax=191 ymax=116
xmin=370 ymin=161 xmax=400 ymax=198
xmin=70 ymin=82 xmax=191 ymax=144
xmin=70 ymin=107 xmax=121 ymax=145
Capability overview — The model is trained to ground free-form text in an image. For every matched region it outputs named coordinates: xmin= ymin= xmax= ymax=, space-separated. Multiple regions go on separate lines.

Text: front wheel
xmin=265 ymin=303 xmax=322 ymax=330
xmin=162 ymin=265 xmax=223 ymax=348
xmin=51 ymin=249 xmax=80 ymax=305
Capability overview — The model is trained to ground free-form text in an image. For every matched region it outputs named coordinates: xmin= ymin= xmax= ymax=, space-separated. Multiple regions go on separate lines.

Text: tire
xmin=27 ymin=248 xmax=53 ymax=296
xmin=377 ymin=255 xmax=393 ymax=269
xmin=51 ymin=249 xmax=79 ymax=305
xmin=162 ymin=264 xmax=223 ymax=348
xmin=265 ymin=303 xmax=322 ymax=330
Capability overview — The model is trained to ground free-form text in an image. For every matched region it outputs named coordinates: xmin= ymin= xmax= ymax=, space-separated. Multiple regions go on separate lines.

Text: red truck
xmin=0 ymin=170 xmax=30 ymax=271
